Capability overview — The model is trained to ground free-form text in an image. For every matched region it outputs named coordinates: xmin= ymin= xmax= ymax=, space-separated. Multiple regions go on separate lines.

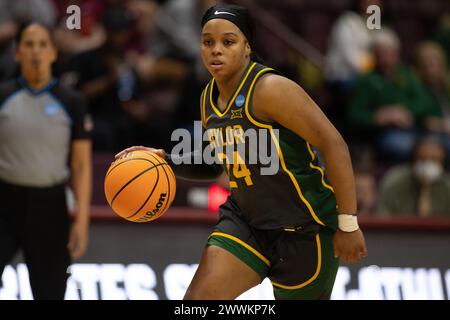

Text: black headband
xmin=201 ymin=5 xmax=254 ymax=48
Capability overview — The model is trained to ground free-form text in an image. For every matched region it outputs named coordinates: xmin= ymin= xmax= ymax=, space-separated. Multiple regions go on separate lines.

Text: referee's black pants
xmin=0 ymin=180 xmax=71 ymax=300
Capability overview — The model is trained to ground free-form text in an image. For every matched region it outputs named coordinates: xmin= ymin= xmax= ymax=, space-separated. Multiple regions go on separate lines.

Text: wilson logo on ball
xmin=144 ymin=193 xmax=167 ymax=218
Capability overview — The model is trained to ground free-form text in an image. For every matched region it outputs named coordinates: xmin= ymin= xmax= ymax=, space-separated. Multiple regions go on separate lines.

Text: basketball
xmin=104 ymin=151 xmax=176 ymax=222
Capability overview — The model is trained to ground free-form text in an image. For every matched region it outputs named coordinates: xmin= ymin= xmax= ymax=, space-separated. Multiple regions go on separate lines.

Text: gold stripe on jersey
xmin=244 ymin=68 xmax=327 ymax=227
xmin=306 ymin=142 xmax=335 ymax=192
xmin=209 ymin=62 xmax=257 ymax=117
xmin=201 ymin=84 xmax=209 ymax=128
xmin=209 ymin=232 xmax=271 ymax=267
xmin=271 ymin=233 xmax=322 ymax=289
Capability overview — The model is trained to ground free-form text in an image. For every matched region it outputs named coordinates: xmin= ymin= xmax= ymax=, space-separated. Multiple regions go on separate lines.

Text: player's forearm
xmin=166 ymin=152 xmax=224 ymax=181
xmin=321 ymin=139 xmax=357 ymax=215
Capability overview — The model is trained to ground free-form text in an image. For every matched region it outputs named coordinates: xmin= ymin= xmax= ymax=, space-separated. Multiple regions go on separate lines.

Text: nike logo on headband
xmin=214 ymin=10 xmax=236 ymax=16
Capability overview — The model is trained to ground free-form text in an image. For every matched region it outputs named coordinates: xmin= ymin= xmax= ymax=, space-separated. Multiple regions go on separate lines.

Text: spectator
xmin=123 ymin=0 xmax=190 ymax=83
xmin=416 ymin=41 xmax=450 ymax=154
xmin=0 ymin=22 xmax=92 ymax=299
xmin=51 ymin=0 xmax=106 ymax=56
xmin=325 ymin=0 xmax=379 ymax=85
xmin=139 ymin=0 xmax=220 ymax=131
xmin=347 ymin=27 xmax=429 ymax=162
xmin=324 ymin=0 xmax=380 ymax=136
xmin=67 ymin=5 xmax=188 ymax=152
xmin=125 ymin=0 xmax=159 ymax=54
xmin=67 ymin=6 xmax=139 ymax=151
xmin=377 ymin=136 xmax=450 ymax=217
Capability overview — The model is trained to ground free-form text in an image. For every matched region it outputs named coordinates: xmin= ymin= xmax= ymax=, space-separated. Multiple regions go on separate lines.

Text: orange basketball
xmin=104 ymin=150 xmax=176 ymax=222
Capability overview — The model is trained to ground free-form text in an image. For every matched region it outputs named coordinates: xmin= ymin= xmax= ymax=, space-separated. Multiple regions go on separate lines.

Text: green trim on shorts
xmin=272 ymin=228 xmax=339 ymax=300
xmin=207 ymin=232 xmax=270 ymax=281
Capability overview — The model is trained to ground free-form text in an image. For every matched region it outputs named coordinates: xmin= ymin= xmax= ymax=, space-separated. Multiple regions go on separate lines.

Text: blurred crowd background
xmin=1 ymin=0 xmax=449 ymax=219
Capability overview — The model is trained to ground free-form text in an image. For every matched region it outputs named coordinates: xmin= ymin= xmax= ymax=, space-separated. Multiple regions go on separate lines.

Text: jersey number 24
xmin=218 ymin=151 xmax=253 ymax=188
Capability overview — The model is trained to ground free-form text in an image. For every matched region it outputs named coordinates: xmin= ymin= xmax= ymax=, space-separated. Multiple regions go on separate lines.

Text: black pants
xmin=0 ymin=180 xmax=71 ymax=300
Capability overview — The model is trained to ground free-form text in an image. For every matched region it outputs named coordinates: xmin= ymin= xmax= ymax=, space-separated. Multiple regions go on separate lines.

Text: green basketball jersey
xmin=201 ymin=62 xmax=338 ymax=230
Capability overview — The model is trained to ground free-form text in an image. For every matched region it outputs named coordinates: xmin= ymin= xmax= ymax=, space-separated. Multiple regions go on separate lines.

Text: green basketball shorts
xmin=207 ymin=198 xmax=339 ymax=300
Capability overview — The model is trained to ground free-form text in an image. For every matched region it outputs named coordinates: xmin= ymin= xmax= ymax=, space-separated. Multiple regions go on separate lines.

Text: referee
xmin=0 ymin=22 xmax=92 ymax=299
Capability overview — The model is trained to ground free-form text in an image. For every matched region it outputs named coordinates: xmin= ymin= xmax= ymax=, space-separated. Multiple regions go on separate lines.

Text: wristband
xmin=338 ymin=214 xmax=359 ymax=232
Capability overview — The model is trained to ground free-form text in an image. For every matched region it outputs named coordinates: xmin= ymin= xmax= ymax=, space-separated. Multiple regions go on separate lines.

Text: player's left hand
xmin=68 ymin=220 xmax=89 ymax=260
xmin=333 ymin=229 xmax=368 ymax=263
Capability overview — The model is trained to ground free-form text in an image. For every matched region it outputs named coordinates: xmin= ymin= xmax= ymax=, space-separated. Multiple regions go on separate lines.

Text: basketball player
xmin=0 ymin=22 xmax=92 ymax=299
xmin=116 ymin=4 xmax=367 ymax=300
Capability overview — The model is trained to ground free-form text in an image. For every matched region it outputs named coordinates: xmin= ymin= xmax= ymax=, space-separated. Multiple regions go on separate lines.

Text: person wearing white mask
xmin=377 ymin=136 xmax=450 ymax=217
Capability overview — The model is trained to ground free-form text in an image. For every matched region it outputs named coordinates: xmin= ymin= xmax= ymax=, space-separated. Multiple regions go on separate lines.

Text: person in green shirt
xmin=415 ymin=41 xmax=450 ymax=155
xmin=347 ymin=28 xmax=429 ymax=162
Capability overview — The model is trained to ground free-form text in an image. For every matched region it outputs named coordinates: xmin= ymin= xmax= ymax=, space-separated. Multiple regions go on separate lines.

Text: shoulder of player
xmin=253 ymin=73 xmax=305 ymax=109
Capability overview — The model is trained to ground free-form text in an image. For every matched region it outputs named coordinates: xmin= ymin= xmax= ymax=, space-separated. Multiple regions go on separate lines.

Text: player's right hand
xmin=115 ymin=146 xmax=166 ymax=159
xmin=333 ymin=228 xmax=368 ymax=264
